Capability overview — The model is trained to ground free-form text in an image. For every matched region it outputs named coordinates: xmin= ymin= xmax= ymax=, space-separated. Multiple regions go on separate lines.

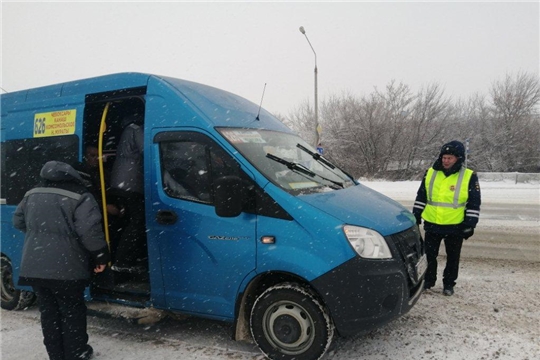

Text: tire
xmin=1 ymin=255 xmax=36 ymax=310
xmin=250 ymin=283 xmax=334 ymax=360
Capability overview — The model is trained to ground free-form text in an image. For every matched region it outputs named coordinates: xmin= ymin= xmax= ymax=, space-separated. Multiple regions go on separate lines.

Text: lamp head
xmin=299 ymin=26 xmax=306 ymax=34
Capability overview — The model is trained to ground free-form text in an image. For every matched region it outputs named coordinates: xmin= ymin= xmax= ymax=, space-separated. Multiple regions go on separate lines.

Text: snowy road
xmin=363 ymin=180 xmax=540 ymax=263
xmin=2 ymin=258 xmax=539 ymax=360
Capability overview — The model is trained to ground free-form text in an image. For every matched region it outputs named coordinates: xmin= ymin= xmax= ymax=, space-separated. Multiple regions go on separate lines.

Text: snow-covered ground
xmin=361 ymin=178 xmax=540 ymax=205
xmin=1 ymin=180 xmax=539 ymax=360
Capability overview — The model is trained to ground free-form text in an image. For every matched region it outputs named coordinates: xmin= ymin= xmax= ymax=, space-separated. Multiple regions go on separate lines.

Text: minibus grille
xmin=385 ymin=226 xmax=425 ymax=288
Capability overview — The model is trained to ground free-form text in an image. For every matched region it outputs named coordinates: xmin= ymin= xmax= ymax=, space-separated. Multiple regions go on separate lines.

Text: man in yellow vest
xmin=413 ymin=140 xmax=481 ymax=296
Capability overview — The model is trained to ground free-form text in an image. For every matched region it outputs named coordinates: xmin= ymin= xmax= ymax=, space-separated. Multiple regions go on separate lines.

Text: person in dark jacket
xmin=110 ymin=113 xmax=147 ymax=273
xmin=413 ymin=140 xmax=481 ymax=296
xmin=13 ymin=161 xmax=110 ymax=360
xmin=74 ymin=144 xmax=124 ymax=262
xmin=75 ymin=144 xmax=119 ymax=217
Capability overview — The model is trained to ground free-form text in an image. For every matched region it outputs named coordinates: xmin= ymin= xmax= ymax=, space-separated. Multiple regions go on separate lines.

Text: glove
xmin=461 ymin=225 xmax=474 ymax=239
xmin=414 ymin=214 xmax=422 ymax=225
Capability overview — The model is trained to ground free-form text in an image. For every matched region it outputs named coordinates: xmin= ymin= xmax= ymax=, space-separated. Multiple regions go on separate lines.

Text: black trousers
xmin=33 ymin=285 xmax=88 ymax=360
xmin=424 ymin=232 xmax=464 ymax=288
xmin=114 ymin=191 xmax=147 ymax=267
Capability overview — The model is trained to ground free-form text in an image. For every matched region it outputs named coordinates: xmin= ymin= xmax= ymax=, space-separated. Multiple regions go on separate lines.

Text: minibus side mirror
xmin=214 ymin=176 xmax=246 ymax=217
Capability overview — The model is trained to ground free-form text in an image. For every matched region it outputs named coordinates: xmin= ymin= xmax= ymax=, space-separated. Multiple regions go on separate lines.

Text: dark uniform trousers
xmin=424 ymin=232 xmax=464 ymax=288
xmin=114 ymin=191 xmax=147 ymax=267
xmin=33 ymin=285 xmax=88 ymax=360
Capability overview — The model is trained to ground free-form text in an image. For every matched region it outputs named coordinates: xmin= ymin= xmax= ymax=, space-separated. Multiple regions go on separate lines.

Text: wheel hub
xmin=265 ymin=302 xmax=314 ymax=353
xmin=273 ymin=314 xmax=302 ymax=344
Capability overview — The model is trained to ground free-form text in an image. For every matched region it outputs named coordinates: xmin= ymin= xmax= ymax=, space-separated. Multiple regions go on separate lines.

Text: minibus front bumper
xmin=311 ymin=255 xmax=424 ymax=337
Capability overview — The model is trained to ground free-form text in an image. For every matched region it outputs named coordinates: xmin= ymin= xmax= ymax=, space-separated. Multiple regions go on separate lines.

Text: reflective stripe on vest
xmin=422 ymin=167 xmax=473 ymax=225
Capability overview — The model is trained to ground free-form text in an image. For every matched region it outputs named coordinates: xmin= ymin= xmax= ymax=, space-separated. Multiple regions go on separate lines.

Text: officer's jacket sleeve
xmin=74 ymin=193 xmax=110 ymax=265
xmin=412 ymin=171 xmax=428 ymax=219
xmin=12 ymin=197 xmax=28 ymax=233
xmin=464 ymin=172 xmax=481 ymax=227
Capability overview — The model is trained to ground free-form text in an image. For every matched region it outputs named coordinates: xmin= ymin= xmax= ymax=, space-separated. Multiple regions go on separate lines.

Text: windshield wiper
xmin=266 ymin=153 xmax=344 ymax=189
xmin=266 ymin=153 xmax=316 ymax=177
xmin=296 ymin=144 xmax=354 ymax=185
xmin=296 ymin=143 xmax=335 ymax=169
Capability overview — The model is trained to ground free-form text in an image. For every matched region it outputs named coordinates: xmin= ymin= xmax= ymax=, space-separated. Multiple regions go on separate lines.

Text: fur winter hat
xmin=432 ymin=140 xmax=466 ymax=172
xmin=439 ymin=140 xmax=465 ymax=159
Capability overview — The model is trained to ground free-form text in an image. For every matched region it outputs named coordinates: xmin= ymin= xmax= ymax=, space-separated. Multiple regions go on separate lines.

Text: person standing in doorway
xmin=75 ymin=144 xmax=120 ymax=217
xmin=110 ymin=113 xmax=147 ymax=273
xmin=13 ymin=161 xmax=110 ymax=360
xmin=413 ymin=140 xmax=481 ymax=296
xmin=74 ymin=144 xmax=122 ymax=261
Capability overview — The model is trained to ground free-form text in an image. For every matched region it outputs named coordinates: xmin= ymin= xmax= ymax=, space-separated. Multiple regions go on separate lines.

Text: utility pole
xmin=299 ymin=26 xmax=319 ymax=148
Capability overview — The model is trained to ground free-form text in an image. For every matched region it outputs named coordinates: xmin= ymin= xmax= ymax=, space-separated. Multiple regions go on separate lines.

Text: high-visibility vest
xmin=422 ymin=167 xmax=473 ymax=225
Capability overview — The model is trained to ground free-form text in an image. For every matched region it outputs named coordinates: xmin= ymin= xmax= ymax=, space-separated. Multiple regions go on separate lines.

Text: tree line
xmin=278 ymin=72 xmax=540 ymax=180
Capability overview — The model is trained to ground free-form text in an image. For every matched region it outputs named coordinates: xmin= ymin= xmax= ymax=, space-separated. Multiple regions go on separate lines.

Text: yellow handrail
xmin=98 ymin=102 xmax=111 ymax=249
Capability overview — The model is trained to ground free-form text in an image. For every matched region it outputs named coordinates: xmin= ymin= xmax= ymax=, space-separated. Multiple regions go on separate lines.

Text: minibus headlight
xmin=343 ymin=225 xmax=392 ymax=259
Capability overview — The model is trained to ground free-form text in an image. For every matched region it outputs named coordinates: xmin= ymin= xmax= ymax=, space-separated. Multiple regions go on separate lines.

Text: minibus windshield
xmin=219 ymin=128 xmax=355 ymax=193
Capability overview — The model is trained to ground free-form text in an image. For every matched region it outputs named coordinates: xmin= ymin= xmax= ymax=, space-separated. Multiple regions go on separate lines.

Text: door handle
xmin=156 ymin=210 xmax=178 ymax=225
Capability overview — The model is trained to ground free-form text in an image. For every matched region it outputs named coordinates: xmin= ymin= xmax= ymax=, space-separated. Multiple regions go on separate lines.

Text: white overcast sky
xmin=1 ymin=1 xmax=539 ymax=116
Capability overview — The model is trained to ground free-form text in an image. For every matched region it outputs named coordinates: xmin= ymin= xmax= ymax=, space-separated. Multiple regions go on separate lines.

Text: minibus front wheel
xmin=250 ymin=283 xmax=334 ymax=360
xmin=1 ymin=255 xmax=36 ymax=310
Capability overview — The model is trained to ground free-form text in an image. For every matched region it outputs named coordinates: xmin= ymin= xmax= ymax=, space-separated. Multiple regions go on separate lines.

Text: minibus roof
xmin=1 ymin=72 xmax=293 ymax=132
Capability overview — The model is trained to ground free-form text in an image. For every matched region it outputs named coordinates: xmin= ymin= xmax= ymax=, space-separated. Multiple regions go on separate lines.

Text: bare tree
xmin=283 ymin=72 xmax=540 ymax=179
xmin=485 ymin=72 xmax=540 ymax=171
xmin=450 ymin=94 xmax=491 ymax=170
xmin=373 ymin=81 xmax=415 ymax=173
xmin=405 ymin=84 xmax=451 ymax=172
xmin=283 ymin=99 xmax=317 ymax=145
xmin=318 ymin=93 xmax=360 ymax=173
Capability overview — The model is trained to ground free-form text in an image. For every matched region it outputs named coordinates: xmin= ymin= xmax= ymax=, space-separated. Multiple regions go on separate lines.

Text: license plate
xmin=416 ymin=254 xmax=428 ymax=278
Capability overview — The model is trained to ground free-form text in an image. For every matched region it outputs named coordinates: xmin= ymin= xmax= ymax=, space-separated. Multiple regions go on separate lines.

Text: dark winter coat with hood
xmin=13 ymin=161 xmax=110 ymax=288
xmin=110 ymin=114 xmax=144 ymax=194
xmin=413 ymin=140 xmax=481 ymax=235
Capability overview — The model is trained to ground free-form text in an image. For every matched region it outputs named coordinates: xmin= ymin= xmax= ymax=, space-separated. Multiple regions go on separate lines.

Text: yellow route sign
xmin=34 ymin=109 xmax=76 ymax=137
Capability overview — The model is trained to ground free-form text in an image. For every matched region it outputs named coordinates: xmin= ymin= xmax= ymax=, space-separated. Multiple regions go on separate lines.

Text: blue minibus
xmin=1 ymin=73 xmax=426 ymax=360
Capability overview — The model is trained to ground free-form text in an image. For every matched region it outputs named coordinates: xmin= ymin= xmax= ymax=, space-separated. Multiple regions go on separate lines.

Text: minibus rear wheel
xmin=1 ymin=255 xmax=36 ymax=310
xmin=250 ymin=283 xmax=334 ymax=360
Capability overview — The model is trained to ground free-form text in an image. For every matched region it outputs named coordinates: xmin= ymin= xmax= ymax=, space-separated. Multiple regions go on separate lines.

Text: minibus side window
xmin=1 ymin=136 xmax=78 ymax=205
xmin=159 ymin=135 xmax=242 ymax=204
xmin=161 ymin=141 xmax=211 ymax=202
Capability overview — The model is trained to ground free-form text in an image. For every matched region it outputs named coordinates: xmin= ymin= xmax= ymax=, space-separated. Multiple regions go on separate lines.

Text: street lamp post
xmin=299 ymin=26 xmax=319 ymax=148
